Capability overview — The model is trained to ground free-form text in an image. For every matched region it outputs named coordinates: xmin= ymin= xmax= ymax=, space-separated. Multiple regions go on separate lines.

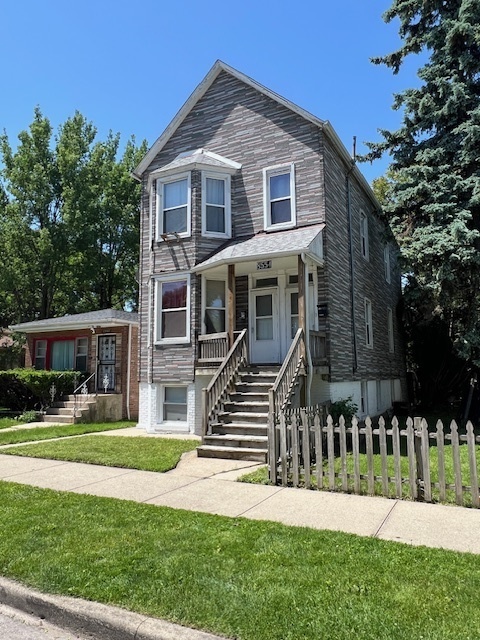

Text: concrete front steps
xmin=43 ymin=395 xmax=96 ymax=424
xmin=197 ymin=367 xmax=279 ymax=462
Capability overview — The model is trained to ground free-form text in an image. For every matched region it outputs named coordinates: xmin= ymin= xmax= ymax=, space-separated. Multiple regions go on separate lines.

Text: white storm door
xmin=250 ymin=289 xmax=280 ymax=364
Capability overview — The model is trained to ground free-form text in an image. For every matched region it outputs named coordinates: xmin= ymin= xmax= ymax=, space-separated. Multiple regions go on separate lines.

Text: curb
xmin=0 ymin=577 xmax=227 ymax=640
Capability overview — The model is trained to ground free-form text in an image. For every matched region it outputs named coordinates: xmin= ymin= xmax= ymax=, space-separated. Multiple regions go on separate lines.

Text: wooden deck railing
xmin=268 ymin=328 xmax=306 ymax=481
xmin=202 ymin=329 xmax=248 ymax=436
xmin=198 ymin=332 xmax=229 ymax=364
xmin=309 ymin=330 xmax=327 ymax=365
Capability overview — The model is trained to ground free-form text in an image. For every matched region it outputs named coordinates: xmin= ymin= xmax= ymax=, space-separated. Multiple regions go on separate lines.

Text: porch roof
xmin=10 ymin=309 xmax=139 ymax=334
xmin=192 ymin=223 xmax=325 ymax=273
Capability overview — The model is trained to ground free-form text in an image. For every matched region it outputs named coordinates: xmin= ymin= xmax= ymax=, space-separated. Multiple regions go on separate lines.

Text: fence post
xmin=414 ymin=416 xmax=424 ymax=501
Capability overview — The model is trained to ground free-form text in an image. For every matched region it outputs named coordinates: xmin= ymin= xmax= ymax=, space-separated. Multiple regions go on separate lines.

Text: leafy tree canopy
xmin=365 ymin=0 xmax=480 ymax=370
xmin=0 ymin=108 xmax=147 ymax=325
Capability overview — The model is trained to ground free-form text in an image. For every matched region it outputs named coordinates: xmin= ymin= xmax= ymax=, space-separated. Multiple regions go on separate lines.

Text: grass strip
xmin=0 ymin=417 xmax=18 ymax=430
xmin=239 ymin=444 xmax=480 ymax=506
xmin=0 ymin=481 xmax=479 ymax=640
xmin=0 ymin=421 xmax=134 ymax=446
xmin=2 ymin=435 xmax=199 ymax=472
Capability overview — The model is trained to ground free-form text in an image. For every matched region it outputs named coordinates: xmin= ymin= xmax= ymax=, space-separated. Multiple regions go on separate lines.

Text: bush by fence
xmin=0 ymin=369 xmax=83 ymax=412
xmin=268 ymin=409 xmax=480 ymax=508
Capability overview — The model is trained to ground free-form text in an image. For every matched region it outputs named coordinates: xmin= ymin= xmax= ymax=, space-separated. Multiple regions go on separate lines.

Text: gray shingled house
xmin=132 ymin=61 xmax=406 ymax=460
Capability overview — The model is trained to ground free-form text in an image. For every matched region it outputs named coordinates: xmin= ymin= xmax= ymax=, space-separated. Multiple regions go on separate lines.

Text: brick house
xmin=132 ymin=61 xmax=406 ymax=459
xmin=10 ymin=309 xmax=139 ymax=420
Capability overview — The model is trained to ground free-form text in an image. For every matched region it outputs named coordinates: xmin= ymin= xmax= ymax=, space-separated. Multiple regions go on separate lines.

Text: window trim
xmin=154 ymin=273 xmax=191 ymax=345
xmin=365 ymin=297 xmax=373 ymax=349
xmin=158 ymin=384 xmax=188 ymax=425
xmin=156 ymin=172 xmax=191 ymax=241
xmin=263 ymin=163 xmax=296 ymax=231
xmin=201 ymin=171 xmax=231 ymax=239
xmin=360 ymin=210 xmax=369 ymax=261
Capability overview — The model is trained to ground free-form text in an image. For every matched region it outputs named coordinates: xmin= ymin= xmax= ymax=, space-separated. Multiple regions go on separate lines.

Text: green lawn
xmin=0 ymin=417 xmax=18 ymax=430
xmin=2 ymin=435 xmax=199 ymax=472
xmin=0 ymin=421 xmax=134 ymax=446
xmin=240 ymin=443 xmax=480 ymax=507
xmin=0 ymin=481 xmax=479 ymax=640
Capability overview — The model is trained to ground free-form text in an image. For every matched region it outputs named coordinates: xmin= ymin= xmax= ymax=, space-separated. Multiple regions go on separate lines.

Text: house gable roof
xmin=133 ymin=60 xmax=380 ymax=209
xmin=10 ymin=309 xmax=139 ymax=334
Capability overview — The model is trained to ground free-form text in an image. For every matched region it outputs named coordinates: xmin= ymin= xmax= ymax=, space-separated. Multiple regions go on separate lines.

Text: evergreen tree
xmin=366 ymin=0 xmax=480 ymax=369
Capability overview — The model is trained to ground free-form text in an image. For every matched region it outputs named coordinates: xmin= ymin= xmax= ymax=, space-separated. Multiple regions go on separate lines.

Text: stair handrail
xmin=73 ymin=371 xmax=97 ymax=419
xmin=267 ymin=328 xmax=306 ymax=482
xmin=202 ymin=328 xmax=248 ymax=436
xmin=269 ymin=328 xmax=305 ymax=421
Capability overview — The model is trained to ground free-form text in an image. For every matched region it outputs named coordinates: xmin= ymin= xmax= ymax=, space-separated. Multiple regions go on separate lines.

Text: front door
xmin=250 ymin=289 xmax=280 ymax=364
xmin=97 ymin=335 xmax=116 ymax=391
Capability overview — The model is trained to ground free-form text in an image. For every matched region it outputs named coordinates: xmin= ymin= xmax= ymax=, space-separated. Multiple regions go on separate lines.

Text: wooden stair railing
xmin=268 ymin=328 xmax=306 ymax=481
xmin=202 ymin=329 xmax=248 ymax=436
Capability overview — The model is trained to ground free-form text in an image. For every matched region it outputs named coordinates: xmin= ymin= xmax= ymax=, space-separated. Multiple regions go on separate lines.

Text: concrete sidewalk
xmin=1 ymin=445 xmax=480 ymax=555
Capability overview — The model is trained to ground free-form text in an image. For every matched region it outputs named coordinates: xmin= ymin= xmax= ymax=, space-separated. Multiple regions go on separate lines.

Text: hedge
xmin=0 ymin=369 xmax=83 ymax=412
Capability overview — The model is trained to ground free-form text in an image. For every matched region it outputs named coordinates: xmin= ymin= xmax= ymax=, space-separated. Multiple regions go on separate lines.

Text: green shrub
xmin=329 ymin=397 xmax=358 ymax=425
xmin=16 ymin=410 xmax=41 ymax=423
xmin=0 ymin=369 xmax=83 ymax=412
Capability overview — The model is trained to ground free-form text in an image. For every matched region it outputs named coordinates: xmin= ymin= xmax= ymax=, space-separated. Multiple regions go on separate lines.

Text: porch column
xmin=228 ymin=264 xmax=236 ymax=347
xmin=298 ymin=254 xmax=306 ymax=353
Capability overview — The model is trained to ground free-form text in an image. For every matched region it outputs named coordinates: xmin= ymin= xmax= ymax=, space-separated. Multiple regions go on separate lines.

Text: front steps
xmin=43 ymin=395 xmax=96 ymax=424
xmin=197 ymin=367 xmax=279 ymax=462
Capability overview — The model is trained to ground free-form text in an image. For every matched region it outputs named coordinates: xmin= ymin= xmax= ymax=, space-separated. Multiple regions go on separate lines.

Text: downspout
xmin=126 ymin=322 xmax=132 ymax=420
xmin=346 ymin=164 xmax=358 ymax=374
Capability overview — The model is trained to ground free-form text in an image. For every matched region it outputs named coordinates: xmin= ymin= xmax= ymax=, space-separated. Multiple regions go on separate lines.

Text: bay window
xmin=155 ymin=274 xmax=191 ymax=343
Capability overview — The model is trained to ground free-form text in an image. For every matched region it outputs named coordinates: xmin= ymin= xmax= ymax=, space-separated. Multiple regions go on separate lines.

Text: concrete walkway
xmin=0 ymin=429 xmax=480 ymax=554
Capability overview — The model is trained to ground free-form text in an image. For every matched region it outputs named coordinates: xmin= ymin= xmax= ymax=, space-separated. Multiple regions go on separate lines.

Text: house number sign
xmin=257 ymin=260 xmax=272 ymax=270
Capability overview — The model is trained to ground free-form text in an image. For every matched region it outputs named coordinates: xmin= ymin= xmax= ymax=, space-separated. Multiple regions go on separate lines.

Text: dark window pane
xmin=256 ymin=294 xmax=272 ymax=317
xmin=271 ymin=199 xmax=291 ymax=224
xmin=162 ymin=281 xmax=187 ymax=309
xmin=270 ymin=173 xmax=290 ymax=199
xmin=206 ymin=205 xmax=225 ymax=233
xmin=164 ymin=207 xmax=187 ymax=233
xmin=162 ymin=310 xmax=187 ymax=338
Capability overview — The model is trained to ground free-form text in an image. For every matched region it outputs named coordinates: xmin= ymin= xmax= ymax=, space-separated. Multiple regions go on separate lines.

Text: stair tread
xmin=198 ymin=445 xmax=267 ymax=454
xmin=205 ymin=434 xmax=267 ymax=442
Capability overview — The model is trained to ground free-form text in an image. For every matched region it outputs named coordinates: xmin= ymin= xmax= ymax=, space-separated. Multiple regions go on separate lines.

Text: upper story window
xmin=360 ymin=211 xmax=369 ymax=260
xmin=155 ymin=274 xmax=191 ymax=344
xmin=156 ymin=173 xmax=191 ymax=240
xmin=202 ymin=172 xmax=231 ymax=239
xmin=384 ymin=245 xmax=391 ymax=283
xmin=365 ymin=298 xmax=373 ymax=348
xmin=387 ymin=307 xmax=394 ymax=353
xmin=263 ymin=163 xmax=296 ymax=230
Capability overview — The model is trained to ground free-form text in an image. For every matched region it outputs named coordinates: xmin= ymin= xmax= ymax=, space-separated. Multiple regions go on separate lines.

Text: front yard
xmin=1 ymin=480 xmax=480 ymax=640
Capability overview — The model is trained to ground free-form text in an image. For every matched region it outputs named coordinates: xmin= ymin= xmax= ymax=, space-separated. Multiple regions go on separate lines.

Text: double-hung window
xmin=365 ymin=298 xmax=373 ymax=348
xmin=34 ymin=340 xmax=47 ymax=369
xmin=155 ymin=274 xmax=190 ymax=344
xmin=202 ymin=173 xmax=231 ymax=238
xmin=360 ymin=211 xmax=369 ymax=260
xmin=384 ymin=245 xmax=391 ymax=283
xmin=264 ymin=163 xmax=296 ymax=230
xmin=75 ymin=337 xmax=89 ymax=371
xmin=156 ymin=173 xmax=191 ymax=239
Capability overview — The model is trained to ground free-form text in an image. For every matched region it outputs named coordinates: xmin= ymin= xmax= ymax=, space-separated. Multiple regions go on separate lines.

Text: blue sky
xmin=1 ymin=0 xmax=422 ymax=184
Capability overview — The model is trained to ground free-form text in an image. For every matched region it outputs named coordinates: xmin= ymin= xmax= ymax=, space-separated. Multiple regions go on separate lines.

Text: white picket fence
xmin=268 ymin=410 xmax=480 ymax=508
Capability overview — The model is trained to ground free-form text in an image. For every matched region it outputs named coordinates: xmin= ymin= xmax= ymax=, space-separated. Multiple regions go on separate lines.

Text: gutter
xmin=126 ymin=322 xmax=132 ymax=420
xmin=346 ymin=164 xmax=358 ymax=374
